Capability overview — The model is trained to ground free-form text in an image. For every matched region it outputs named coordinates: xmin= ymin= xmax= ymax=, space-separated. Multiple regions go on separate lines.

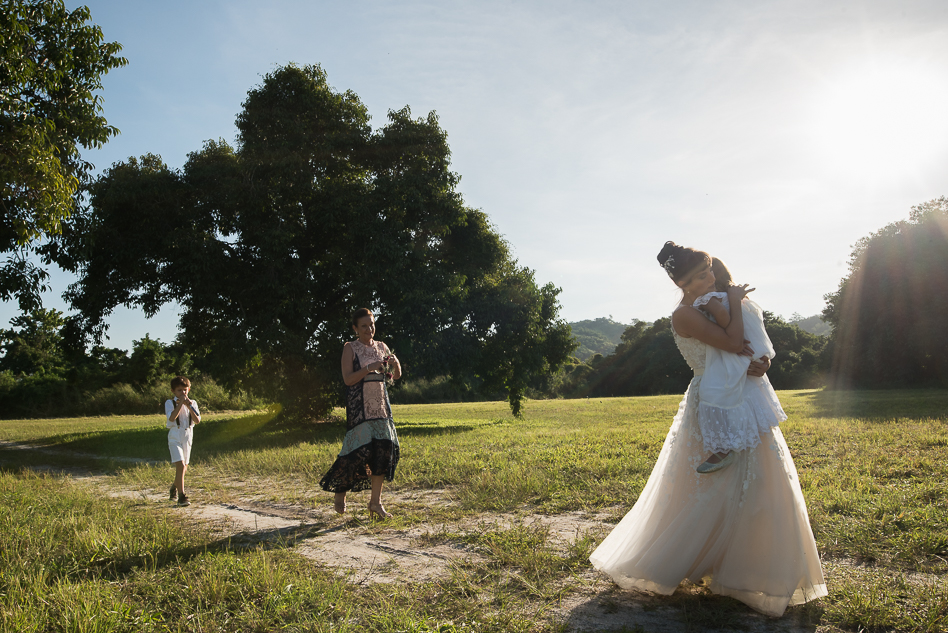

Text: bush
xmin=392 ymin=375 xmax=485 ymax=404
xmin=0 ymin=371 xmax=76 ymax=418
xmin=83 ymin=382 xmax=161 ymax=415
xmin=0 ymin=373 xmax=267 ymax=419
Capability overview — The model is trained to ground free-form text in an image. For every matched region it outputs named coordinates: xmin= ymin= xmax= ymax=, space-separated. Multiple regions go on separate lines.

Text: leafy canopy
xmin=50 ymin=64 xmax=574 ymax=418
xmin=0 ymin=0 xmax=126 ymax=310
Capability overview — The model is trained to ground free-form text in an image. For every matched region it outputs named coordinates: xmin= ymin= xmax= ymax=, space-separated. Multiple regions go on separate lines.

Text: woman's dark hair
xmin=656 ymin=241 xmax=711 ymax=285
xmin=711 ymin=257 xmax=732 ymax=292
xmin=351 ymin=307 xmax=374 ymax=326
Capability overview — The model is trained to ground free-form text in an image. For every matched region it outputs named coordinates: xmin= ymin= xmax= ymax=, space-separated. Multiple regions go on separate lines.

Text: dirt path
xmin=3 ymin=446 xmax=829 ymax=632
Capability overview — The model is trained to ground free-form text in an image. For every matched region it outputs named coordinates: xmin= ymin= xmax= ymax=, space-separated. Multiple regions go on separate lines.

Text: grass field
xmin=1 ymin=389 xmax=947 ymax=632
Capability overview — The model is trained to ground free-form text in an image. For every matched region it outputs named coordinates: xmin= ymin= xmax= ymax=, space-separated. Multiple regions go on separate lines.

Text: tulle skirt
xmin=589 ymin=378 xmax=826 ymax=617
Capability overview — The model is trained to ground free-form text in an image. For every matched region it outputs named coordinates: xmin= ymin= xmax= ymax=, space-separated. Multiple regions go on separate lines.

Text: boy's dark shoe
xmin=169 ymin=485 xmax=177 ymax=500
xmin=177 ymin=493 xmax=191 ymax=507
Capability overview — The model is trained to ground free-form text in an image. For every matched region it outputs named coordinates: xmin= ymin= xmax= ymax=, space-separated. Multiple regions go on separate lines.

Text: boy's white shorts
xmin=168 ymin=425 xmax=193 ymax=465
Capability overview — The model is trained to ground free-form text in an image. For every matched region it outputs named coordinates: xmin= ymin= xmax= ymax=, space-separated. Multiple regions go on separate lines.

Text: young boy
xmin=165 ymin=376 xmax=201 ymax=506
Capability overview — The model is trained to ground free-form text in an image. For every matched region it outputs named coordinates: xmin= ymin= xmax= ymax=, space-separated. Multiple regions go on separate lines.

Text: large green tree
xmin=49 ymin=64 xmax=573 ymax=418
xmin=823 ymin=197 xmax=948 ymax=388
xmin=1 ymin=0 xmax=126 ymax=310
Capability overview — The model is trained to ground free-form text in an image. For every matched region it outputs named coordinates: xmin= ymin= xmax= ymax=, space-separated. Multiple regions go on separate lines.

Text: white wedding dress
xmin=589 ymin=306 xmax=826 ymax=617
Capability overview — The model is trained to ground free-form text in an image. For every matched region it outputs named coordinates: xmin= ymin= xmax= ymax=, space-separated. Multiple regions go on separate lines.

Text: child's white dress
xmin=694 ymin=292 xmax=785 ymax=454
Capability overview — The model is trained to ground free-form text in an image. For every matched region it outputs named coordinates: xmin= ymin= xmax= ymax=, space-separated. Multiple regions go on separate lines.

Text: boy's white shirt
xmin=165 ymin=397 xmax=200 ymax=429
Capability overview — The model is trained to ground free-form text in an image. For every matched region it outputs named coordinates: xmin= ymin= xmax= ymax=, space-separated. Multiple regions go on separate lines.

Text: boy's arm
xmin=183 ymin=397 xmax=201 ymax=425
xmin=165 ymin=399 xmax=184 ymax=427
xmin=702 ymin=297 xmax=731 ymax=327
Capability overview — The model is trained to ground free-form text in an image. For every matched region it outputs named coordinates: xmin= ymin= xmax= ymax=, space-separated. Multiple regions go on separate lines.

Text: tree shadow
xmin=47 ymin=517 xmax=347 ymax=584
xmin=786 ymin=389 xmax=948 ymax=422
xmin=395 ymin=424 xmax=474 ymax=438
xmin=0 ymin=450 xmax=126 ymax=475
xmin=7 ymin=410 xmax=330 ymax=463
xmin=1 ymin=410 xmax=479 ymax=465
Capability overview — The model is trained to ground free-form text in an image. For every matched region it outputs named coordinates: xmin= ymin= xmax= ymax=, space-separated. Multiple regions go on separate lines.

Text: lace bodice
xmin=351 ymin=339 xmax=389 ymax=371
xmin=347 ymin=340 xmax=392 ymax=424
xmin=671 ymin=306 xmax=707 ymax=373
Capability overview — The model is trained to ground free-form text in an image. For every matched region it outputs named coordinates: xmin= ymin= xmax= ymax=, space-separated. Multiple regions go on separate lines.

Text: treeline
xmin=548 ymin=197 xmax=948 ymax=398
xmin=549 ymin=313 xmax=826 ymax=399
xmin=0 ymin=308 xmax=265 ymax=418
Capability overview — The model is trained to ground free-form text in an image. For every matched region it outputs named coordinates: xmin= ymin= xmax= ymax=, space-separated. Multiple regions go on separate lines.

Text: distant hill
xmin=570 ymin=313 xmax=830 ymax=363
xmin=569 ymin=317 xmax=629 ymax=361
xmin=788 ymin=313 xmax=832 ymax=337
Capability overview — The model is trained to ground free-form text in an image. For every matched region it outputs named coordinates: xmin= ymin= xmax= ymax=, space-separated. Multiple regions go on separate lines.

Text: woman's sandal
xmin=333 ymin=493 xmax=347 ymax=514
xmin=368 ymin=502 xmax=392 ymax=520
xmin=697 ymin=451 xmax=736 ymax=474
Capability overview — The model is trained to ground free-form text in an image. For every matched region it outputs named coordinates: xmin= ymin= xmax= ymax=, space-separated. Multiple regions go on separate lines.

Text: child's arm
xmin=166 ymin=399 xmax=184 ymax=427
xmin=701 ymin=297 xmax=731 ymax=328
xmin=183 ymin=397 xmax=201 ymax=425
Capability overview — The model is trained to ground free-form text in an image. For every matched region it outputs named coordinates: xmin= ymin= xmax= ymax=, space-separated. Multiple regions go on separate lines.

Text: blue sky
xmin=6 ymin=0 xmax=948 ymax=350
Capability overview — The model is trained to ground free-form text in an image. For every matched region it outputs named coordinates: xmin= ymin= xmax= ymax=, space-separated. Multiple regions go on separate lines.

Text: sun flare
xmin=807 ymin=60 xmax=948 ymax=181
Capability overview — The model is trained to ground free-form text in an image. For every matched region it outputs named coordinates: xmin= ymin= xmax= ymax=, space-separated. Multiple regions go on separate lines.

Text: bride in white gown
xmin=589 ymin=241 xmax=826 ymax=617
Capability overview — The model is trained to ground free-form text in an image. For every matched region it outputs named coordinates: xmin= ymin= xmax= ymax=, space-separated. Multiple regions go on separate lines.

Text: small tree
xmin=126 ymin=335 xmax=192 ymax=387
xmin=0 ymin=307 xmax=68 ymax=376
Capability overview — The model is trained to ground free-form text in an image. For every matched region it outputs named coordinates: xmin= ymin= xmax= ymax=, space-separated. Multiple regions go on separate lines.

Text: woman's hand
xmin=367 ymin=361 xmax=384 ymax=372
xmin=747 ymin=356 xmax=771 ymax=377
xmin=384 ymin=353 xmax=402 ymax=381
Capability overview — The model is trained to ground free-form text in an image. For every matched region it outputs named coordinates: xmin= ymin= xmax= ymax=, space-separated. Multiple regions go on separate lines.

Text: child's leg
xmin=176 ymin=428 xmax=193 ymax=497
xmin=174 ymin=461 xmax=187 ymax=493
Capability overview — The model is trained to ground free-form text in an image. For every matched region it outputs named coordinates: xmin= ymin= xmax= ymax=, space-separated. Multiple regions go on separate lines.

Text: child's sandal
xmin=697 ymin=451 xmax=735 ymax=474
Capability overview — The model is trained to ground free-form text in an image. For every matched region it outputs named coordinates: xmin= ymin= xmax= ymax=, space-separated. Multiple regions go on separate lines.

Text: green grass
xmin=1 ymin=389 xmax=948 ymax=631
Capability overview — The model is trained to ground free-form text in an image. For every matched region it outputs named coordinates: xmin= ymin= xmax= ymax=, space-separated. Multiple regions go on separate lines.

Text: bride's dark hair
xmin=657 ymin=241 xmax=711 ymax=286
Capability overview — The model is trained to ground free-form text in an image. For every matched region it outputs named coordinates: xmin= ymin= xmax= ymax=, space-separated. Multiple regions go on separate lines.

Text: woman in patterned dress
xmin=319 ymin=308 xmax=401 ymax=519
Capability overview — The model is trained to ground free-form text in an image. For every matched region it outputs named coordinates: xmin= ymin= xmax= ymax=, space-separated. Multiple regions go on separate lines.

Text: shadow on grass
xmin=49 ymin=516 xmax=346 ymax=584
xmin=564 ymin=585 xmax=822 ymax=633
xmin=395 ymin=424 xmax=475 ymax=438
xmin=789 ymin=389 xmax=948 ymax=422
xmin=3 ymin=410 xmax=324 ymax=462
xmin=0 ymin=450 xmax=127 ymax=475
xmin=0 ymin=410 xmax=477 ymax=468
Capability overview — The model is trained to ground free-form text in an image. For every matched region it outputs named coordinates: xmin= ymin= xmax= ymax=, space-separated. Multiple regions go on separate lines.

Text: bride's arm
xmin=672 ymin=285 xmax=753 ymax=353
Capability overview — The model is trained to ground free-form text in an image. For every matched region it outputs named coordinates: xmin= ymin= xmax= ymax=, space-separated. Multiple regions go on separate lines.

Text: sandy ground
xmin=3 ymin=444 xmax=831 ymax=632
